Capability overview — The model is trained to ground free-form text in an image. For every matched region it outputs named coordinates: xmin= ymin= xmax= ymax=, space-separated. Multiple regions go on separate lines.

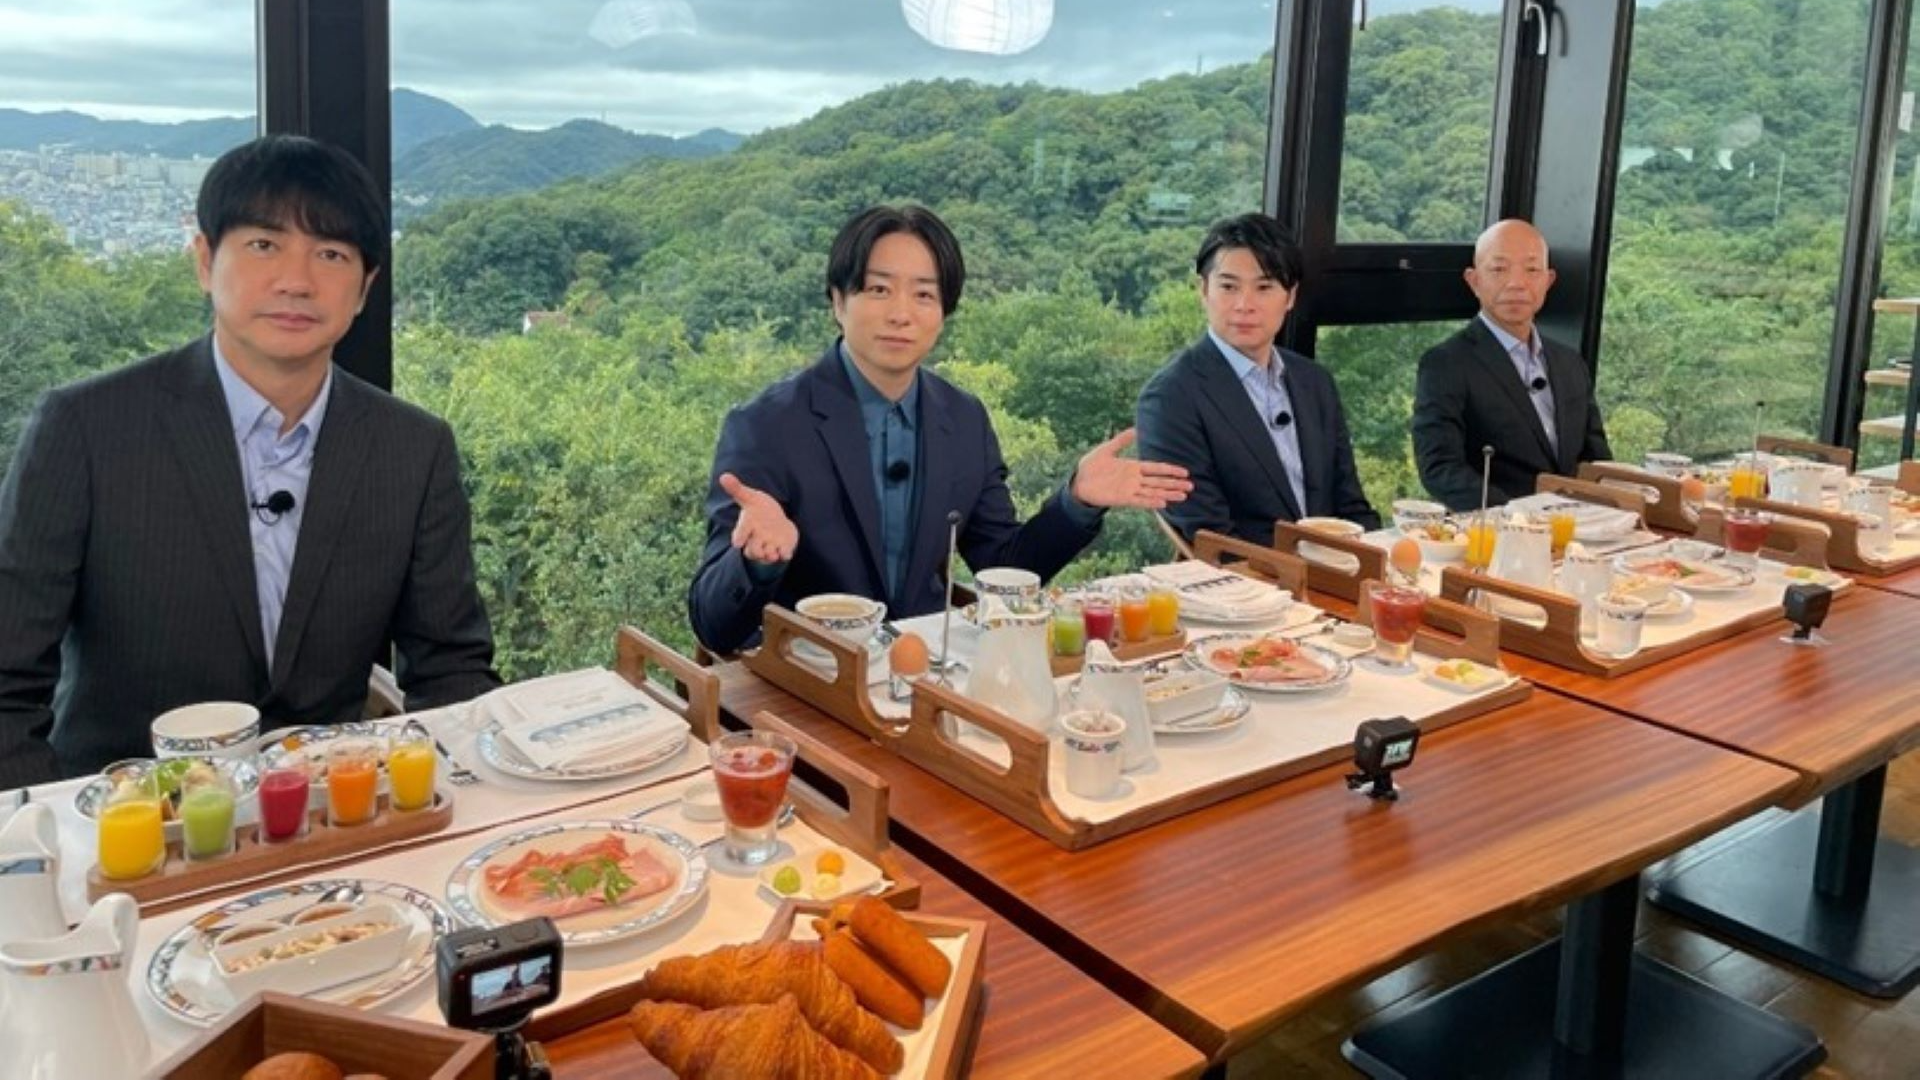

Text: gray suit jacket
xmin=0 ymin=337 xmax=499 ymax=783
xmin=1412 ymin=318 xmax=1613 ymax=511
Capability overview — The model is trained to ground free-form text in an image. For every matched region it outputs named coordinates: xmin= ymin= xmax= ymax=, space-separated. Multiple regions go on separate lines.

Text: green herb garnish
xmin=529 ymin=856 xmax=636 ymax=906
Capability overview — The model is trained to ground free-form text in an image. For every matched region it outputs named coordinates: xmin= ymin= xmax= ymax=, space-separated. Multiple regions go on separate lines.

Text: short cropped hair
xmin=1194 ymin=213 xmax=1303 ymax=290
xmin=825 ymin=205 xmax=966 ymax=316
xmin=196 ymin=134 xmax=388 ymax=275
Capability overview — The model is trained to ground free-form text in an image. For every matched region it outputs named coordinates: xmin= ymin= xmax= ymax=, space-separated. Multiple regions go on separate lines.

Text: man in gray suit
xmin=0 ymin=135 xmax=498 ymax=784
xmin=1412 ymin=219 xmax=1612 ymax=510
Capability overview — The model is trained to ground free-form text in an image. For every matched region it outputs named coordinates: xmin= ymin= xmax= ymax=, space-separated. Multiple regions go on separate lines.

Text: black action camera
xmin=1347 ymin=716 xmax=1420 ymax=801
xmin=1781 ymin=583 xmax=1833 ymax=646
xmin=437 ymin=918 xmax=563 ymax=1080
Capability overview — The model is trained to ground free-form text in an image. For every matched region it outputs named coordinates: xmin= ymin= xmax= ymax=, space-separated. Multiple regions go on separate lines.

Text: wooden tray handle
xmin=1577 ymin=462 xmax=1695 ymax=534
xmin=1724 ymin=499 xmax=1848 ymax=570
xmin=1438 ymin=565 xmax=1583 ymax=640
xmin=1356 ymin=581 xmax=1502 ymax=666
xmin=1535 ymin=473 xmax=1650 ymax=522
xmin=1757 ymin=434 xmax=1854 ymax=471
xmin=742 ymin=606 xmax=890 ymax=740
xmin=1192 ymin=530 xmax=1311 ymax=596
xmin=1898 ymin=460 xmax=1919 ymax=496
xmin=745 ymin=709 xmax=895 ymax=871
xmin=895 ymin=678 xmax=1077 ymax=840
xmin=613 ymin=625 xmax=721 ymax=744
xmin=1271 ymin=521 xmax=1385 ymax=602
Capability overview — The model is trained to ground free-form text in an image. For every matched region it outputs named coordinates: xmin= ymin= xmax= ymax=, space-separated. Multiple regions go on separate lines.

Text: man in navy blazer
xmin=1413 ymin=219 xmax=1612 ymax=510
xmin=0 ymin=136 xmax=497 ymax=783
xmin=1137 ymin=214 xmax=1380 ymax=545
xmin=688 ymin=205 xmax=1192 ymax=654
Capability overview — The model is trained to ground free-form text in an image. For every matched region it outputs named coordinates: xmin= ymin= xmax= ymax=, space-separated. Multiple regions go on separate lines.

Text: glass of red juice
xmin=1365 ymin=580 xmax=1425 ymax=672
xmin=1081 ymin=590 xmax=1117 ymax=646
xmin=1722 ymin=508 xmax=1771 ymax=570
xmin=256 ymin=758 xmax=311 ymax=843
xmin=709 ymin=730 xmax=797 ymax=866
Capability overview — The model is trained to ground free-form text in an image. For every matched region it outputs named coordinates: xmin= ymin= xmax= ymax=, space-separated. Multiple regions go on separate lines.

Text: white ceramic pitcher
xmin=0 ymin=892 xmax=150 ymax=1080
xmin=0 ymin=803 xmax=68 ymax=1018
xmin=1078 ymin=641 xmax=1158 ymax=773
xmin=965 ymin=595 xmax=1058 ymax=735
xmin=1491 ymin=514 xmax=1554 ymax=590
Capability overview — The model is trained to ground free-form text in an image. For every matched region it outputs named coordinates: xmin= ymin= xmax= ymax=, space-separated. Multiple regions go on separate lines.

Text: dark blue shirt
xmin=840 ymin=344 xmax=922 ymax=600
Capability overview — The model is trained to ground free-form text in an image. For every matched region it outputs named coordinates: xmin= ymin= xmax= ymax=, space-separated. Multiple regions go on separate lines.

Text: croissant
xmin=634 ymin=941 xmax=903 ymax=1073
xmin=629 ymin=995 xmax=880 ymax=1080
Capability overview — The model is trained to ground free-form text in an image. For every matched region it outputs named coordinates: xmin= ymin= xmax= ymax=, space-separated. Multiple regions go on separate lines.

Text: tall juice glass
xmin=257 ymin=758 xmax=311 ymax=842
xmin=1118 ymin=586 xmax=1151 ymax=643
xmin=1464 ymin=512 xmax=1498 ymax=571
xmin=96 ymin=768 xmax=165 ymax=881
xmin=710 ymin=730 xmax=796 ymax=866
xmin=1146 ymin=586 xmax=1180 ymax=637
xmin=1548 ymin=508 xmax=1578 ymax=557
xmin=326 ymin=740 xmax=380 ymax=827
xmin=1722 ymin=508 xmax=1772 ymax=570
xmin=386 ymin=724 xmax=438 ymax=812
xmin=1729 ymin=454 xmax=1768 ymax=501
xmin=1365 ymin=580 xmax=1425 ymax=672
xmin=1051 ymin=594 xmax=1087 ymax=657
xmin=1081 ymin=590 xmax=1116 ymax=646
xmin=179 ymin=770 xmax=236 ymax=861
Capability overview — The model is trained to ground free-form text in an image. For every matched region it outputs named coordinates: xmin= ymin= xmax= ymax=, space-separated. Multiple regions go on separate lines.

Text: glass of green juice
xmin=178 ymin=768 xmax=237 ymax=861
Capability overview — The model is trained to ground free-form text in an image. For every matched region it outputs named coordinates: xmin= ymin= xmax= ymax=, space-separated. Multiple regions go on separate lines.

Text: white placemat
xmin=125 ymin=770 xmax=891 ymax=1069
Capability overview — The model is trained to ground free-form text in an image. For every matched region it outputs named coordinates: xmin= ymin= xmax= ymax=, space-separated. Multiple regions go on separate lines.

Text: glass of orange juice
xmin=1546 ymin=504 xmax=1579 ymax=557
xmin=326 ymin=739 xmax=380 ymax=827
xmin=1464 ymin=511 xmax=1499 ymax=571
xmin=1145 ymin=585 xmax=1180 ymax=637
xmin=1729 ymin=454 xmax=1768 ymax=501
xmin=97 ymin=767 xmax=166 ymax=880
xmin=1117 ymin=585 xmax=1152 ymax=643
xmin=386 ymin=723 xmax=438 ymax=812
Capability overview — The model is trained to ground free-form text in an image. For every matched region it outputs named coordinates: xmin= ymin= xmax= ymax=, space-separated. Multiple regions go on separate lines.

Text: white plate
xmin=1643 ymin=590 xmax=1695 ymax=619
xmin=1399 ymin=526 xmax=1467 ymax=562
xmin=1062 ymin=676 xmax=1253 ymax=734
xmin=446 ymin=820 xmax=707 ymax=947
xmin=146 ymin=878 xmax=450 ymax=1027
xmin=1780 ymin=565 xmax=1849 ymax=589
xmin=1614 ymin=553 xmax=1754 ymax=593
xmin=1184 ymin=633 xmax=1353 ymax=694
xmin=76 ymin=757 xmax=261 ymax=842
xmin=1422 ymin=659 xmax=1512 ymax=694
xmin=475 ymin=725 xmax=689 ymax=783
xmin=257 ymin=723 xmax=394 ymax=791
xmin=755 ymin=845 xmax=886 ymax=905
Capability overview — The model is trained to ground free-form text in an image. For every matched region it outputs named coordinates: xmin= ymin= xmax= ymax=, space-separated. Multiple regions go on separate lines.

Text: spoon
xmin=193 ymin=880 xmax=364 ymax=940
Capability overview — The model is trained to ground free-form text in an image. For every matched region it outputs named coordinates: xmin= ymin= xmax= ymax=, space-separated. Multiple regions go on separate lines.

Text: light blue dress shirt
xmin=1212 ymin=328 xmax=1309 ymax=516
xmin=1478 ymin=313 xmax=1558 ymax=454
xmin=840 ymin=345 xmax=922 ymax=600
xmin=212 ymin=341 xmax=331 ymax=667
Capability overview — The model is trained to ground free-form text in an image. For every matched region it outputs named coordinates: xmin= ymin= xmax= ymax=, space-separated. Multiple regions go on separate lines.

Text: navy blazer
xmin=1412 ymin=318 xmax=1613 ymax=511
xmin=688 ymin=346 xmax=1102 ymax=653
xmin=1136 ymin=335 xmax=1380 ymax=544
xmin=0 ymin=338 xmax=500 ymax=783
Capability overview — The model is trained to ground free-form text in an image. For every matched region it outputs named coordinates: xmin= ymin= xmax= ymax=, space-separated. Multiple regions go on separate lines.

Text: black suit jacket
xmin=1412 ymin=318 xmax=1613 ymax=511
xmin=0 ymin=337 xmax=499 ymax=783
xmin=1136 ymin=335 xmax=1379 ymax=544
xmin=688 ymin=346 xmax=1103 ymax=653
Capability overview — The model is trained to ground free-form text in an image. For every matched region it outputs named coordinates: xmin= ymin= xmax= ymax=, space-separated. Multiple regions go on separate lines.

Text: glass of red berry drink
xmin=710 ymin=730 xmax=797 ymax=866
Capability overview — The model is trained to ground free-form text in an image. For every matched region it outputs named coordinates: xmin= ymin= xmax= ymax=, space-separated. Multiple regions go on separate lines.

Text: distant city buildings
xmin=0 ymin=146 xmax=211 ymax=257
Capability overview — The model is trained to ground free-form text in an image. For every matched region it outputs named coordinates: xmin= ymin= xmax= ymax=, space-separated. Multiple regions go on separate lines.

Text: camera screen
xmin=1381 ymin=739 xmax=1414 ymax=768
xmin=470 ymin=954 xmax=555 ymax=1018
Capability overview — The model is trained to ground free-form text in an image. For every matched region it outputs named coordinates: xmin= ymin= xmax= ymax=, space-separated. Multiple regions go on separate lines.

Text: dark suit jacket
xmin=0 ymin=337 xmax=499 ymax=783
xmin=688 ymin=346 xmax=1102 ymax=654
xmin=1412 ymin=318 xmax=1613 ymax=511
xmin=1136 ymin=335 xmax=1380 ymax=544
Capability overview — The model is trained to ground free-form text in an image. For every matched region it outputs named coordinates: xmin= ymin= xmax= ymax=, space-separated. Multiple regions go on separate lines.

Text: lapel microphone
xmin=250 ymin=490 xmax=296 ymax=524
xmin=1529 ymin=376 xmax=1548 ymax=392
xmin=885 ymin=460 xmax=911 ymax=484
xmin=1272 ymin=410 xmax=1293 ymax=428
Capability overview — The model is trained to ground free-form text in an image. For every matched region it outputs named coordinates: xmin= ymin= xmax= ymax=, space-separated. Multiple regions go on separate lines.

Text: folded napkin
xmin=1142 ymin=562 xmax=1293 ymax=621
xmin=1506 ymin=493 xmax=1639 ymax=541
xmin=486 ymin=668 xmax=689 ymax=771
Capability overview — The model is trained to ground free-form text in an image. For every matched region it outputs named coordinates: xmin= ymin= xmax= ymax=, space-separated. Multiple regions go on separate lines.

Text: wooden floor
xmin=1230 ymin=753 xmax=1920 ymax=1078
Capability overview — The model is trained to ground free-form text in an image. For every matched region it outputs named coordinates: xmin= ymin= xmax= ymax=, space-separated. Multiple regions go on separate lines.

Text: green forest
xmin=5 ymin=0 xmax=1918 ymax=680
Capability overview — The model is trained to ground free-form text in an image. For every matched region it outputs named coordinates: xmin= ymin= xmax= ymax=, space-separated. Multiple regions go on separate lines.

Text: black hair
xmin=196 ymin=134 xmax=388 ymax=275
xmin=825 ymin=205 xmax=965 ymax=316
xmin=1194 ymin=213 xmax=1303 ymax=290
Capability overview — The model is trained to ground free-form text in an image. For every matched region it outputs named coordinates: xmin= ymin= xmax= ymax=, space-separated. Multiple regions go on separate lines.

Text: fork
xmin=434 ymin=738 xmax=482 ymax=786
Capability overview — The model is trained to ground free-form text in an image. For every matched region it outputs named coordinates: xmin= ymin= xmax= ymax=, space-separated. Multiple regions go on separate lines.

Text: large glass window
xmin=1859 ymin=20 xmax=1920 ymax=472
xmin=391 ymin=1 xmax=1279 ymax=675
xmin=0 ymin=1 xmax=253 ymax=475
xmin=1315 ymin=321 xmax=1458 ymax=509
xmin=1337 ymin=1 xmax=1502 ymax=243
xmin=1598 ymin=0 xmax=1870 ymax=464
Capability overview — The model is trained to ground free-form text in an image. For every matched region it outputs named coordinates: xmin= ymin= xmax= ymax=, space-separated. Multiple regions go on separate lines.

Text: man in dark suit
xmin=0 ymin=136 xmax=498 ymax=784
xmin=1413 ymin=219 xmax=1612 ymax=510
xmin=1136 ymin=213 xmax=1380 ymax=545
xmin=688 ymin=205 xmax=1192 ymax=654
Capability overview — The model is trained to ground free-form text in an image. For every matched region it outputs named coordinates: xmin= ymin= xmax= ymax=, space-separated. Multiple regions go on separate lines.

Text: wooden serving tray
xmin=88 ymin=792 xmax=455 ymax=909
xmin=1577 ymin=462 xmax=1697 ymax=534
xmin=1270 ymin=520 xmax=1385 ymax=602
xmin=1730 ymin=495 xmax=1920 ymax=576
xmin=529 ymin=901 xmax=987 ymax=1080
xmin=155 ymin=991 xmax=492 ymax=1080
xmin=1899 ymin=460 xmax=1919 ymax=495
xmin=1756 ymin=433 xmax=1854 ymax=471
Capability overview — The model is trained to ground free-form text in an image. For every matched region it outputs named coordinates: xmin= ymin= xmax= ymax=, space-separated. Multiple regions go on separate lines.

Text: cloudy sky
xmin=0 ymin=0 xmax=1503 ymax=135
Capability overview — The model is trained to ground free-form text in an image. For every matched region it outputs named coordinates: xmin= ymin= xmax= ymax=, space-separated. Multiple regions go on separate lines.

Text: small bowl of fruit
xmin=758 ymin=847 xmax=883 ymax=905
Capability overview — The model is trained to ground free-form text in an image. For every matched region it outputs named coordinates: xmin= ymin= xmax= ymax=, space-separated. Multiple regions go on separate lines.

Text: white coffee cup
xmin=1594 ymin=594 xmax=1649 ymax=659
xmin=1770 ymin=462 xmax=1826 ymax=508
xmin=1643 ymin=451 xmax=1694 ymax=478
xmin=1059 ymin=709 xmax=1126 ymax=799
xmin=974 ymin=567 xmax=1043 ymax=606
xmin=150 ymin=702 xmax=261 ymax=759
xmin=794 ymin=592 xmax=886 ymax=645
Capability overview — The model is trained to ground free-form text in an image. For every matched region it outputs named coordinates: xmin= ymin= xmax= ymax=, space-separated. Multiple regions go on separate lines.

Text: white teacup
xmin=974 ymin=567 xmax=1043 ymax=607
xmin=150 ymin=702 xmax=261 ymax=760
xmin=1058 ymin=709 xmax=1126 ymax=799
xmin=1594 ymin=594 xmax=1649 ymax=659
xmin=794 ymin=593 xmax=886 ymax=646
xmin=1390 ymin=499 xmax=1448 ymax=534
xmin=1770 ymin=462 xmax=1827 ymax=507
xmin=1643 ymin=451 xmax=1694 ymax=478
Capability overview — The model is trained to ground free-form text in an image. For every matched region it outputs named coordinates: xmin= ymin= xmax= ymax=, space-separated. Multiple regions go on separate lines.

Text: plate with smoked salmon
xmin=1184 ymin=633 xmax=1353 ymax=694
xmin=446 ymin=820 xmax=709 ymax=946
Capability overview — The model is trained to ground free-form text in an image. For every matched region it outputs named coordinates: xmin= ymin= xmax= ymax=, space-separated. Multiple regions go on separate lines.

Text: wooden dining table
xmin=715 ymin=665 xmax=1815 ymax=1076
xmin=1484 ymin=582 xmax=1920 ymax=1002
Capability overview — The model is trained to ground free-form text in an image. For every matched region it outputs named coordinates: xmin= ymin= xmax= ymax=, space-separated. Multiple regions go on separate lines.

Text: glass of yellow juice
xmin=386 ymin=723 xmax=438 ymax=812
xmin=97 ymin=768 xmax=166 ymax=880
xmin=1548 ymin=507 xmax=1578 ymax=557
xmin=1729 ymin=454 xmax=1768 ymax=501
xmin=1465 ymin=511 xmax=1499 ymax=571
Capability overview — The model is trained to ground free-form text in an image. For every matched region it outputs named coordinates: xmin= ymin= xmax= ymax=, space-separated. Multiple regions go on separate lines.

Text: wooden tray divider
xmin=743 ymin=606 xmax=896 ymax=740
xmin=1354 ymin=581 xmax=1503 ymax=666
xmin=1535 ymin=473 xmax=1652 ymax=524
xmin=1728 ymin=496 xmax=1920 ymax=574
xmin=1694 ymin=505 xmax=1831 ymax=569
xmin=1192 ymin=530 xmax=1311 ymax=596
xmin=1756 ymin=434 xmax=1854 ymax=471
xmin=1271 ymin=521 xmax=1385 ymax=602
xmin=614 ymin=624 xmax=721 ymax=744
xmin=1576 ymin=462 xmax=1696 ymax=533
xmin=1048 ymin=631 xmax=1187 ymax=678
xmin=1898 ymin=460 xmax=1919 ymax=495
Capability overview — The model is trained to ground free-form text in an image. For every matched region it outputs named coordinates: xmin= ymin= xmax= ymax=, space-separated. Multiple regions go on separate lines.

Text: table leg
xmin=1648 ymin=766 xmax=1920 ymax=998
xmin=1343 ymin=874 xmax=1824 ymax=1079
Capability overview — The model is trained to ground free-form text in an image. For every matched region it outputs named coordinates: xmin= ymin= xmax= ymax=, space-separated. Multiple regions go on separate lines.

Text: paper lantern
xmin=901 ymin=0 xmax=1055 ymax=56
xmin=588 ymin=0 xmax=698 ymax=49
